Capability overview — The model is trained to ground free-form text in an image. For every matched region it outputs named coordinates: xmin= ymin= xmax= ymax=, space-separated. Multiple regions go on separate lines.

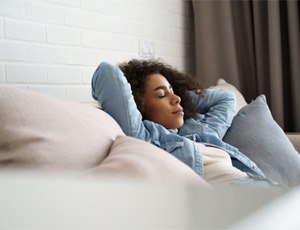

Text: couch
xmin=1 ymin=80 xmax=300 ymax=229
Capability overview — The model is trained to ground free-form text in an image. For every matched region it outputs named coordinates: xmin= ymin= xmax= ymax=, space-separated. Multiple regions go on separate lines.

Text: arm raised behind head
xmin=91 ymin=62 xmax=148 ymax=140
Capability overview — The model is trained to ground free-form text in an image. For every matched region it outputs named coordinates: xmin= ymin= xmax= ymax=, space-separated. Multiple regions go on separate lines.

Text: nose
xmin=171 ymin=93 xmax=181 ymax=105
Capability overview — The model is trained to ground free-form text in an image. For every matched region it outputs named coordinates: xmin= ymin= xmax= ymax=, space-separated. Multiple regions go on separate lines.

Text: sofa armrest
xmin=286 ymin=133 xmax=300 ymax=154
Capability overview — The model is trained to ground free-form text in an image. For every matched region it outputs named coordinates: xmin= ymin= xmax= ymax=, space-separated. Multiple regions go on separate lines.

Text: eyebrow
xmin=153 ymin=85 xmax=172 ymax=91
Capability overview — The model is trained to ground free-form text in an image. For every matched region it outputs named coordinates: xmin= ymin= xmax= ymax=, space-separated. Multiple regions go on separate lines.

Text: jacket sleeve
xmin=190 ymin=88 xmax=237 ymax=139
xmin=91 ymin=62 xmax=149 ymax=140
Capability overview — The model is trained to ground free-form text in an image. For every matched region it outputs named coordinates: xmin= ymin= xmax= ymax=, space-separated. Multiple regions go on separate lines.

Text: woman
xmin=91 ymin=59 xmax=278 ymax=187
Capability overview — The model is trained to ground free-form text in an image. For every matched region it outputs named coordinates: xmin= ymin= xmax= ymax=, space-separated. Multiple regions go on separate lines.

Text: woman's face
xmin=143 ymin=73 xmax=184 ymax=129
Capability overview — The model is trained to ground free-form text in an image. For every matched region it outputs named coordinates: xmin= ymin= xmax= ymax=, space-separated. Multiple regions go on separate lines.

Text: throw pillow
xmin=0 ymin=85 xmax=124 ymax=171
xmin=82 ymin=135 xmax=210 ymax=188
xmin=223 ymin=95 xmax=300 ymax=187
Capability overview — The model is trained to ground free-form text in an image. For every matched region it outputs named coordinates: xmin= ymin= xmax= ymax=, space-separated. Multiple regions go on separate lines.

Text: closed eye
xmin=154 ymin=85 xmax=172 ymax=99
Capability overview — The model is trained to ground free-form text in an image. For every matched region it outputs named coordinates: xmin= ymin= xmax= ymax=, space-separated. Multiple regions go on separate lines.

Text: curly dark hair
xmin=118 ymin=59 xmax=205 ymax=120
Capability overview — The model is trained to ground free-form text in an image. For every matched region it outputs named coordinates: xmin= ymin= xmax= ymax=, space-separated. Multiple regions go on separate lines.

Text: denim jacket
xmin=91 ymin=62 xmax=265 ymax=178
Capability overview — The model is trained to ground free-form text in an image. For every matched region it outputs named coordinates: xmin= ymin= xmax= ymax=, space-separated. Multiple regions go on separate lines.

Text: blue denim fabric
xmin=91 ymin=62 xmax=265 ymax=179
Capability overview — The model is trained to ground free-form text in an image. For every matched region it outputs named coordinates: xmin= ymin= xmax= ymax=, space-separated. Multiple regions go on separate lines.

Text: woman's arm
xmin=91 ymin=62 xmax=148 ymax=140
xmin=190 ymin=88 xmax=237 ymax=138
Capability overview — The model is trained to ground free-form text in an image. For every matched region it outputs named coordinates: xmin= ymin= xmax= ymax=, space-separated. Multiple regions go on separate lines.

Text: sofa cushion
xmin=223 ymin=95 xmax=300 ymax=187
xmin=0 ymin=85 xmax=124 ymax=171
xmin=82 ymin=135 xmax=210 ymax=187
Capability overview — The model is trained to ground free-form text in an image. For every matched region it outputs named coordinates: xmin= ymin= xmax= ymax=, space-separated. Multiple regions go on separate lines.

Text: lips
xmin=172 ymin=108 xmax=184 ymax=115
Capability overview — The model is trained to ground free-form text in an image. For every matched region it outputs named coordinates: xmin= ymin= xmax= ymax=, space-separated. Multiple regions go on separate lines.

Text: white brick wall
xmin=0 ymin=0 xmax=195 ymax=102
xmin=0 ymin=64 xmax=4 ymax=83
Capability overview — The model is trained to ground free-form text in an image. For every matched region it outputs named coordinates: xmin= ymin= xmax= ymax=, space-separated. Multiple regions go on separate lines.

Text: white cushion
xmin=0 ymin=85 xmax=124 ymax=171
xmin=83 ymin=135 xmax=209 ymax=187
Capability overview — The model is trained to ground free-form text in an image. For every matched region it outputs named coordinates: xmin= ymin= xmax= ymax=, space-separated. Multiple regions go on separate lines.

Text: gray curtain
xmin=192 ymin=0 xmax=300 ymax=132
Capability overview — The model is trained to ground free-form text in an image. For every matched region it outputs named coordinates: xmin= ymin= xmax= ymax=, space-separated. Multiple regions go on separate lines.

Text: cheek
xmin=145 ymin=103 xmax=160 ymax=119
xmin=144 ymin=100 xmax=166 ymax=120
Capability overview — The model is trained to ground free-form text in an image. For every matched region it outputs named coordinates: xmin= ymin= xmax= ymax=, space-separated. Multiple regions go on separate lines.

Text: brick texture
xmin=0 ymin=0 xmax=195 ymax=102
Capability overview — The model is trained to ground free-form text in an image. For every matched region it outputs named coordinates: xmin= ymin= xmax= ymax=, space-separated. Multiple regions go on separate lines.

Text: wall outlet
xmin=139 ymin=40 xmax=154 ymax=58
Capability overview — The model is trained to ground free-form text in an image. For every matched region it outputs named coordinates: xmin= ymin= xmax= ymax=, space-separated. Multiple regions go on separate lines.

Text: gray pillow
xmin=223 ymin=95 xmax=300 ymax=187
